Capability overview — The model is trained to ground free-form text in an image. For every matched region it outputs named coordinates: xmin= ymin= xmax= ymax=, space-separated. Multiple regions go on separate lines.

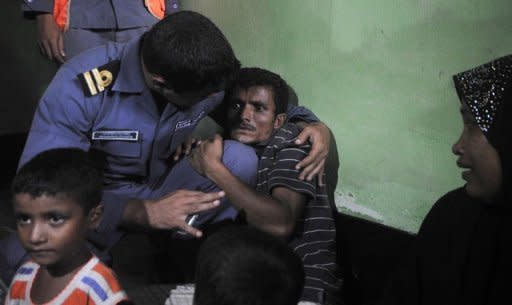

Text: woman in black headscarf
xmin=382 ymin=55 xmax=512 ymax=305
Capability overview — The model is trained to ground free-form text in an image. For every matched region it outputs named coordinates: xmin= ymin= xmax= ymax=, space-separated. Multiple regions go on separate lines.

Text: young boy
xmin=5 ymin=148 xmax=131 ymax=305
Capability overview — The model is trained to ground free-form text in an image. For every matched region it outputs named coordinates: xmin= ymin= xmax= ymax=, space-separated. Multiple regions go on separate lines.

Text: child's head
xmin=193 ymin=226 xmax=304 ymax=305
xmin=11 ymin=148 xmax=103 ymax=269
xmin=452 ymin=55 xmax=512 ymax=204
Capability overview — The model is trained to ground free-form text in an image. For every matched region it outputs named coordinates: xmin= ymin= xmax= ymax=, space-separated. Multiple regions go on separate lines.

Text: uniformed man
xmin=22 ymin=0 xmax=181 ymax=63
xmin=1 ymin=11 xmax=332 ymax=284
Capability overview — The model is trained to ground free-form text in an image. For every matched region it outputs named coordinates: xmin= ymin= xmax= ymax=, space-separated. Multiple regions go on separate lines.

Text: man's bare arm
xmin=189 ymin=135 xmax=306 ymax=239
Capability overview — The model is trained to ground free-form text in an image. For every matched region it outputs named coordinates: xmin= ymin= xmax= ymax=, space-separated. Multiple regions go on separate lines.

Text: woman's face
xmin=452 ymin=103 xmax=502 ymax=203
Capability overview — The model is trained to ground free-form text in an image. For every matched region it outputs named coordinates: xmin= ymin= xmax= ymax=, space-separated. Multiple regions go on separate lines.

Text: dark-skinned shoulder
xmin=78 ymin=60 xmax=120 ymax=96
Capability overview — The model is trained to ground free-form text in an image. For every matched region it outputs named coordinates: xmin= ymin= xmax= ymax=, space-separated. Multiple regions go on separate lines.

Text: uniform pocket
xmin=93 ymin=140 xmax=142 ymax=158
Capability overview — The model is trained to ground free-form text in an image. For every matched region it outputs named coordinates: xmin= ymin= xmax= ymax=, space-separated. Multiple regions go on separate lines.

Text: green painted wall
xmin=183 ymin=0 xmax=512 ymax=232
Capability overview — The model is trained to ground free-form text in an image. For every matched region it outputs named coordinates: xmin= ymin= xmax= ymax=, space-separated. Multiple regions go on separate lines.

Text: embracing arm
xmin=210 ymin=103 xmax=332 ymax=184
xmin=189 ymin=135 xmax=306 ymax=239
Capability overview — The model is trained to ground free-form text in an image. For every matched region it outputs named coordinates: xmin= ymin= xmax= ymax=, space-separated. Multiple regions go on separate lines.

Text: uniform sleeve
xmin=21 ymin=0 xmax=53 ymax=18
xmin=18 ymin=66 xmax=98 ymax=169
xmin=286 ymin=105 xmax=319 ymax=123
xmin=268 ymin=144 xmax=317 ymax=198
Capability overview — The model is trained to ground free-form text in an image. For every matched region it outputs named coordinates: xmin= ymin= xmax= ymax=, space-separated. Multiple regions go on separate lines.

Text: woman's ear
xmin=87 ymin=204 xmax=104 ymax=230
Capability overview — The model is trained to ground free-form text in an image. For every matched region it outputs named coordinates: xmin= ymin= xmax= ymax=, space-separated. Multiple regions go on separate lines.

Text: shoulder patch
xmin=78 ymin=60 xmax=120 ymax=96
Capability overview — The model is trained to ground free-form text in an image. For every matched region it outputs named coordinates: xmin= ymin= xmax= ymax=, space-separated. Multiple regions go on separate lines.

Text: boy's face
xmin=452 ymin=103 xmax=502 ymax=202
xmin=227 ymin=85 xmax=286 ymax=145
xmin=13 ymin=193 xmax=98 ymax=269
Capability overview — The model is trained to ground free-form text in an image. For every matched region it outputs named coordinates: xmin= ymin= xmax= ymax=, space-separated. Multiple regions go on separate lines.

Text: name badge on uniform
xmin=91 ymin=130 xmax=139 ymax=141
xmin=175 ymin=111 xmax=205 ymax=131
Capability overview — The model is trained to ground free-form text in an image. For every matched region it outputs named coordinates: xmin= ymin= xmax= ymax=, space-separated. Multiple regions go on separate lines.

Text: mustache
xmin=233 ymin=122 xmax=257 ymax=131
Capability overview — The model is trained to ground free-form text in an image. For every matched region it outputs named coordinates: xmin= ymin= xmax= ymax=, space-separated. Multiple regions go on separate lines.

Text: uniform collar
xmin=112 ymin=37 xmax=147 ymax=93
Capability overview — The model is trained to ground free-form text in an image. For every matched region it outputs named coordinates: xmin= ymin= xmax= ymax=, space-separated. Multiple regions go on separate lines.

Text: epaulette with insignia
xmin=78 ymin=60 xmax=120 ymax=96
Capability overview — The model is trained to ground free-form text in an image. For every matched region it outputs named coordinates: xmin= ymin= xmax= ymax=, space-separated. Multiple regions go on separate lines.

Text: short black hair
xmin=12 ymin=148 xmax=102 ymax=213
xmin=228 ymin=67 xmax=289 ymax=115
xmin=142 ymin=11 xmax=240 ymax=94
xmin=194 ymin=226 xmax=304 ymax=305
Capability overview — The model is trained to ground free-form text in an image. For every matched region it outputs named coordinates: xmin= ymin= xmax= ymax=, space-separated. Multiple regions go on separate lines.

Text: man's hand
xmin=294 ymin=122 xmax=330 ymax=185
xmin=144 ymin=190 xmax=224 ymax=237
xmin=36 ymin=13 xmax=65 ymax=63
xmin=188 ymin=134 xmax=224 ymax=178
xmin=173 ymin=136 xmax=201 ymax=161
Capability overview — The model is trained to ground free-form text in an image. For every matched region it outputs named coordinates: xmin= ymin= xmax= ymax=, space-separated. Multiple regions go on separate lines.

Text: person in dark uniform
xmin=22 ymin=0 xmax=180 ymax=63
xmin=1 ymin=11 xmax=332 ymax=285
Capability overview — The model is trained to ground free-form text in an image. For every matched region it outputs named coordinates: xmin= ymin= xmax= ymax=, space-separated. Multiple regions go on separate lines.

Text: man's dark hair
xmin=228 ymin=67 xmax=289 ymax=115
xmin=142 ymin=11 xmax=240 ymax=94
xmin=194 ymin=225 xmax=304 ymax=305
xmin=12 ymin=148 xmax=102 ymax=213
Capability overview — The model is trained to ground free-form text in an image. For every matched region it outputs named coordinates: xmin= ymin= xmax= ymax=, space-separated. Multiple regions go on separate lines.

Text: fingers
xmin=146 ymin=190 xmax=224 ymax=233
xmin=294 ymin=129 xmax=310 ymax=145
xmin=298 ymin=158 xmax=326 ymax=182
xmin=296 ymin=144 xmax=327 ymax=175
xmin=57 ymin=33 xmax=65 ymax=60
xmin=178 ymin=224 xmax=203 ymax=238
xmin=174 ymin=138 xmax=201 ymax=161
xmin=186 ymin=197 xmax=222 ymax=214
xmin=294 ymin=122 xmax=330 ymax=183
xmin=38 ymin=33 xmax=64 ymax=62
xmin=39 ymin=39 xmax=52 ymax=60
xmin=36 ymin=14 xmax=65 ymax=63
xmin=174 ymin=191 xmax=224 ymax=238
xmin=318 ymin=170 xmax=325 ymax=187
xmin=185 ymin=138 xmax=200 ymax=155
xmin=173 ymin=144 xmax=184 ymax=161
xmin=198 ymin=190 xmax=225 ymax=204
xmin=51 ymin=36 xmax=65 ymax=63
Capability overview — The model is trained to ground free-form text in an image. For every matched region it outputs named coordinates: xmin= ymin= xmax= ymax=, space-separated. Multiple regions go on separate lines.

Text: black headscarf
xmin=453 ymin=55 xmax=512 ymax=206
xmin=381 ymin=55 xmax=512 ymax=305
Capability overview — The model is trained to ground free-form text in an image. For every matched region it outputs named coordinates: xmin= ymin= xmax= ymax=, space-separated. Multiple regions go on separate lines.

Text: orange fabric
xmin=62 ymin=289 xmax=94 ymax=305
xmin=145 ymin=0 xmax=166 ymax=19
xmin=52 ymin=0 xmax=166 ymax=30
xmin=92 ymin=262 xmax=123 ymax=293
xmin=8 ymin=281 xmax=27 ymax=300
xmin=6 ymin=257 xmax=128 ymax=305
xmin=53 ymin=0 xmax=70 ymax=30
